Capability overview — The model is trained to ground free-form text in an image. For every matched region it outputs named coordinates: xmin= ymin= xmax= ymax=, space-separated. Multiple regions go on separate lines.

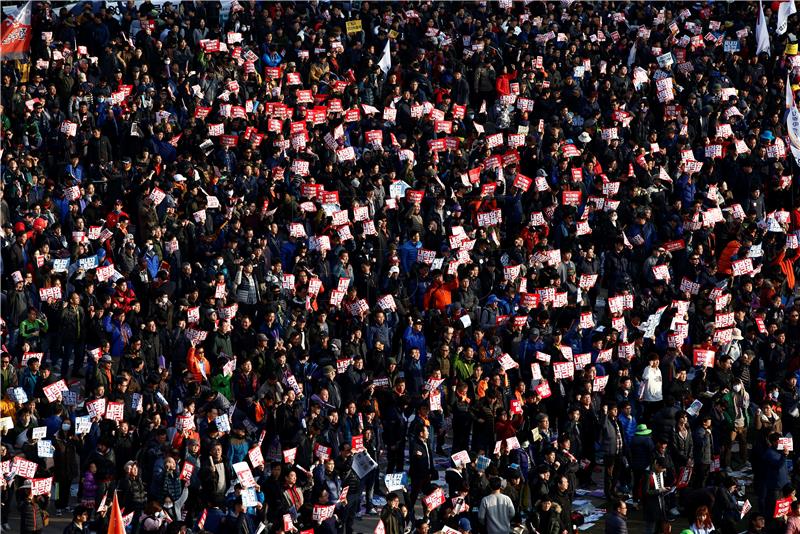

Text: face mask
xmin=733 ymin=384 xmax=742 ymax=392
xmin=62 ymin=423 xmax=71 ymax=431
xmin=772 ymin=392 xmax=780 ymax=399
xmin=216 ymin=259 xmax=224 ymax=266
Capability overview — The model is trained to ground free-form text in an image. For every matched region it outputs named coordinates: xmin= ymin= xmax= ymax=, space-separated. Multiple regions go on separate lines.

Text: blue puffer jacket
xmin=618 ymin=413 xmax=637 ymax=445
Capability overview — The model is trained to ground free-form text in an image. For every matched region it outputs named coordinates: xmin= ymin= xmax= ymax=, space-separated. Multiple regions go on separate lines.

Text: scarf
xmin=285 ymin=484 xmax=302 ymax=509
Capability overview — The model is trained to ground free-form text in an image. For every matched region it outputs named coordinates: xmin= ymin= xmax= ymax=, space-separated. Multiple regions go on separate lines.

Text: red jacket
xmin=495 ymin=71 xmax=518 ymax=96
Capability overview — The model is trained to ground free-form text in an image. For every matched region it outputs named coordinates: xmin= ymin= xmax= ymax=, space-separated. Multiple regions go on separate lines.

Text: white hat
xmin=173 ymin=173 xmax=187 ymax=182
xmin=578 ymin=132 xmax=592 ymax=143
xmin=389 ymin=266 xmax=400 ymax=274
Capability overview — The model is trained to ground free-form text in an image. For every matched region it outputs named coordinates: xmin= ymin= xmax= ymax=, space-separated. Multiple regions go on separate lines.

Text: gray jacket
xmin=693 ymin=426 xmax=714 ymax=465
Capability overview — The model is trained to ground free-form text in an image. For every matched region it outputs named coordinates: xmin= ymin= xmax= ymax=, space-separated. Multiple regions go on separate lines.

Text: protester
xmin=605 ymin=499 xmax=629 ymax=534
xmin=478 ymin=477 xmax=515 ymax=534
xmin=1 ymin=2 xmax=800 ymax=534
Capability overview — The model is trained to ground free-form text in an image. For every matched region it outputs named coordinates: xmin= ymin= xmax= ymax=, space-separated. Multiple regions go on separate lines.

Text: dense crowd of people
xmin=1 ymin=2 xmax=800 ymax=534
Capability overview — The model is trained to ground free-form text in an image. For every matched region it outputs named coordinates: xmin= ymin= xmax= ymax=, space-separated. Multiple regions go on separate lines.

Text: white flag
xmin=786 ymin=74 xmax=800 ymax=165
xmin=627 ymin=41 xmax=637 ymax=67
xmin=756 ymin=0 xmax=771 ymax=55
xmin=777 ymin=0 xmax=797 ymax=34
xmin=378 ymin=40 xmax=391 ymax=74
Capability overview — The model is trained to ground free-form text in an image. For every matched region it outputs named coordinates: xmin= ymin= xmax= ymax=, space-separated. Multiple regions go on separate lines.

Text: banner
xmin=756 ymin=0 xmax=770 ymax=56
xmin=786 ymin=73 xmax=800 ymax=166
xmin=0 ymin=1 xmax=32 ymax=59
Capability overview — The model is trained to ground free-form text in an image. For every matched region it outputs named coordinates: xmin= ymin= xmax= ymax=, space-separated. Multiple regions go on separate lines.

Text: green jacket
xmin=453 ymin=353 xmax=476 ymax=383
xmin=211 ymin=374 xmax=233 ymax=401
xmin=19 ymin=317 xmax=48 ymax=339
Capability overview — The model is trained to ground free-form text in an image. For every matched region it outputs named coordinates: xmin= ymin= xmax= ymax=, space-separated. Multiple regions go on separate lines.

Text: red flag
xmin=107 ymin=492 xmax=125 ymax=534
xmin=0 ymin=1 xmax=33 ymax=60
xmin=197 ymin=508 xmax=208 ymax=530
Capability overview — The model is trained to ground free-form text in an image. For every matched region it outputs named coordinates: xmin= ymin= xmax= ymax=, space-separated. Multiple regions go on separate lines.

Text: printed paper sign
xmin=653 ymin=265 xmax=670 ymax=280
xmin=715 ymin=312 xmax=734 ymax=329
xmin=732 ymin=258 xmax=753 ymax=276
xmin=86 ymin=398 xmax=106 ymax=419
xmin=74 ymin=416 xmax=92 ymax=434
xmin=740 ymin=499 xmax=751 ymax=519
xmin=105 ymin=401 xmax=124 ymax=422
xmin=574 ymin=353 xmax=592 ymax=370
xmin=0 ymin=417 xmax=12 ymax=432
xmin=562 ymin=190 xmax=582 ymax=206
xmin=351 ymin=451 xmax=377 ymax=478
xmin=247 ymin=445 xmax=264 ymax=467
xmin=593 ymin=375 xmax=609 ymax=393
xmin=31 ymin=477 xmax=53 ymax=496
xmin=423 ymin=487 xmax=446 ymax=511
xmin=553 ymin=361 xmax=574 ymax=379
xmin=211 ymin=413 xmax=229 ymax=432
xmin=693 ymin=349 xmax=715 ymax=368
xmin=234 ymin=462 xmax=256 ymax=488
xmin=451 ymin=450 xmax=470 ymax=468
xmin=376 ymin=294 xmax=396 ymax=311
xmin=676 ymin=466 xmax=693 ymax=489
xmin=176 ymin=415 xmax=195 ymax=432
xmin=530 ymin=362 xmax=543 ymax=381
xmin=12 ymin=456 xmax=38 ymax=479
xmin=61 ymin=121 xmax=77 ymax=137
xmin=313 ymin=504 xmax=335 ymax=522
xmin=497 ymin=353 xmax=518 ymax=370
xmin=579 ymin=274 xmax=598 ymax=290
xmin=282 ymin=447 xmax=297 ymax=464
xmin=314 ymin=443 xmax=332 ymax=461
xmin=43 ymin=379 xmax=68 ymax=402
xmin=384 ymin=473 xmax=406 ymax=492
xmin=775 ymin=496 xmax=792 ymax=518
xmin=180 ymin=462 xmax=195 ymax=481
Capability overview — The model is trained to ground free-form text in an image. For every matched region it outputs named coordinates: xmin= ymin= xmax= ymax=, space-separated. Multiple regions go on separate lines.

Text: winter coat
xmin=118 ymin=474 xmax=147 ymax=512
xmin=19 ymin=498 xmax=46 ymax=533
xmin=157 ymin=470 xmax=183 ymax=502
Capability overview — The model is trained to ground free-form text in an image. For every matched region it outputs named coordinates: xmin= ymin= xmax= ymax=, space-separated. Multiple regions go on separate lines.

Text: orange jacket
xmin=187 ymin=347 xmax=210 ymax=382
xmin=423 ymin=276 xmax=459 ymax=311
xmin=172 ymin=427 xmax=200 ymax=449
